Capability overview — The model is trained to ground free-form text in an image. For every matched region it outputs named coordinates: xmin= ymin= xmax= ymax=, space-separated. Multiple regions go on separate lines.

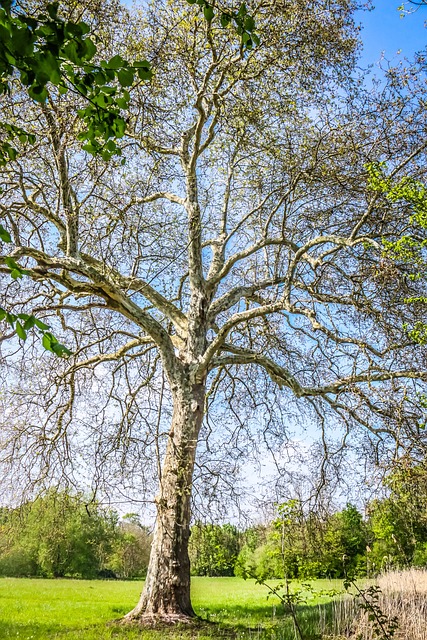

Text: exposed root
xmin=112 ymin=615 xmax=237 ymax=637
xmin=119 ymin=612 xmax=198 ymax=627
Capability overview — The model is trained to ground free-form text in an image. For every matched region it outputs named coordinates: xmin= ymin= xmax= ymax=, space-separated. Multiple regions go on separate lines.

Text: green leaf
xmin=46 ymin=3 xmax=59 ymax=19
xmin=93 ymin=70 xmax=107 ymax=85
xmin=23 ymin=316 xmax=36 ymax=330
xmin=5 ymin=256 xmax=29 ymax=276
xmin=15 ymin=320 xmax=27 ymax=340
xmin=5 ymin=144 xmax=17 ymax=161
xmin=105 ymin=54 xmax=126 ymax=69
xmin=5 ymin=312 xmax=16 ymax=326
xmin=244 ymin=15 xmax=255 ymax=32
xmin=203 ymin=5 xmax=214 ymax=21
xmin=82 ymin=142 xmax=97 ymax=155
xmin=10 ymin=26 xmax=33 ymax=55
xmin=237 ymin=3 xmax=248 ymax=18
xmin=34 ymin=318 xmax=51 ymax=331
xmin=42 ymin=333 xmax=53 ymax=351
xmin=82 ymin=37 xmax=96 ymax=61
xmin=62 ymin=40 xmax=81 ymax=65
xmin=116 ymin=97 xmax=129 ymax=109
xmin=117 ymin=67 xmax=134 ymax=87
xmin=28 ymin=83 xmax=48 ymax=103
xmin=52 ymin=342 xmax=72 ymax=357
xmin=220 ymin=12 xmax=232 ymax=28
xmin=0 ymin=224 xmax=11 ymax=242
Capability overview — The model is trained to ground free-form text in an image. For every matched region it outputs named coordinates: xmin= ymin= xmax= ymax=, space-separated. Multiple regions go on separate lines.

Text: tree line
xmin=0 ymin=490 xmax=151 ymax=579
xmin=1 ymin=459 xmax=427 ymax=580
xmin=189 ymin=505 xmax=425 ymax=581
xmin=190 ymin=460 xmax=427 ymax=580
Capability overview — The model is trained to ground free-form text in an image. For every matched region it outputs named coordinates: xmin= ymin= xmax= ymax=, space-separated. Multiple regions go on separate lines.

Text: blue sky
xmin=358 ymin=1 xmax=426 ymax=65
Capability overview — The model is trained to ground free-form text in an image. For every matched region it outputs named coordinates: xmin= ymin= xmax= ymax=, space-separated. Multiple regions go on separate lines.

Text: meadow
xmin=2 ymin=572 xmax=427 ymax=640
xmin=0 ymin=576 xmax=343 ymax=640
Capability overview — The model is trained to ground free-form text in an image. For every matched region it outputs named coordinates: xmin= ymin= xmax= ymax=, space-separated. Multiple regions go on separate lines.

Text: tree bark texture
xmin=124 ymin=379 xmax=205 ymax=621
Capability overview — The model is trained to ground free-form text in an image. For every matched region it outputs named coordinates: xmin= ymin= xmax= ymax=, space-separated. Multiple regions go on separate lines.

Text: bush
xmin=0 ymin=546 xmax=37 ymax=577
xmin=412 ymin=542 xmax=427 ymax=568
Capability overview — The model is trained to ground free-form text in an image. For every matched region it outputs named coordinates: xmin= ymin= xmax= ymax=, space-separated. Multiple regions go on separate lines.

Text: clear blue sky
xmin=358 ymin=1 xmax=426 ymax=65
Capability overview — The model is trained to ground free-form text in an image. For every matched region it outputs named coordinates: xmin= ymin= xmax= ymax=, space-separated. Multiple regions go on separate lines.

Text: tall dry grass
xmin=322 ymin=569 xmax=427 ymax=640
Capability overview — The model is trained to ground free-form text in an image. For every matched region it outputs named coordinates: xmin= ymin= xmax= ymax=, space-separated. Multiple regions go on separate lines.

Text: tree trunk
xmin=123 ymin=379 xmax=205 ymax=623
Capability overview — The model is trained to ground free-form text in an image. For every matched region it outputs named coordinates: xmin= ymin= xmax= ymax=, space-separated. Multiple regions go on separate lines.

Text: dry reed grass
xmin=323 ymin=569 xmax=427 ymax=640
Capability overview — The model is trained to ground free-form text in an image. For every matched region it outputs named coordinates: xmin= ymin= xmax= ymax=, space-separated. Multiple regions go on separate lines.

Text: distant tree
xmin=236 ymin=501 xmax=368 ymax=580
xmin=321 ymin=504 xmax=368 ymax=578
xmin=109 ymin=514 xmax=152 ymax=578
xmin=367 ymin=457 xmax=427 ymax=571
xmin=189 ymin=522 xmax=240 ymax=576
xmin=234 ymin=525 xmax=268 ymax=577
xmin=241 ymin=501 xmax=319 ymax=580
xmin=0 ymin=490 xmax=118 ymax=578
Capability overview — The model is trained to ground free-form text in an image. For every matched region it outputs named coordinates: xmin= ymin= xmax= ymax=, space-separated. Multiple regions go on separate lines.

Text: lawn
xmin=0 ymin=577 xmax=344 ymax=639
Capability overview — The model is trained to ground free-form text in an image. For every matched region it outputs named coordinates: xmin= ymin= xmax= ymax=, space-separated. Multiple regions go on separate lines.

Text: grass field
xmin=0 ymin=577 xmax=344 ymax=639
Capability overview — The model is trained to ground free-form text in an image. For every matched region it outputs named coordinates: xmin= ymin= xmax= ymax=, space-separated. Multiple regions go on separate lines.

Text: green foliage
xmin=0 ymin=0 xmax=152 ymax=161
xmin=0 ymin=306 xmax=71 ymax=355
xmin=412 ymin=541 xmax=427 ymax=567
xmin=193 ymin=485 xmax=427 ymax=583
xmin=367 ymin=457 xmax=427 ymax=571
xmin=0 ymin=1 xmax=257 ymax=164
xmin=108 ymin=515 xmax=151 ymax=579
xmin=0 ymin=491 xmax=153 ymax=579
xmin=186 ymin=1 xmax=259 ymax=48
xmin=0 ymin=211 xmax=71 ymax=355
xmin=237 ymin=502 xmax=368 ymax=582
xmin=321 ymin=504 xmax=369 ymax=578
xmin=0 ymin=546 xmax=37 ymax=577
xmin=0 ymin=123 xmax=36 ymax=166
xmin=366 ymin=161 xmax=427 ymax=344
xmin=189 ymin=522 xmax=241 ymax=576
xmin=367 ymin=162 xmax=427 ymax=227
xmin=2 ymin=491 xmax=117 ymax=578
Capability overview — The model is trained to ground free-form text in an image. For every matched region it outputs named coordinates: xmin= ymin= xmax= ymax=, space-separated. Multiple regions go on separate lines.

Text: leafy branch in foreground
xmin=366 ymin=161 xmax=427 ymax=344
xmin=0 ymin=223 xmax=70 ymax=356
xmin=242 ymin=502 xmax=341 ymax=640
xmin=0 ymin=1 xmax=257 ymax=163
xmin=344 ymin=577 xmax=399 ymax=640
xmin=243 ymin=569 xmax=341 ymax=640
xmin=0 ymin=0 xmax=152 ymax=161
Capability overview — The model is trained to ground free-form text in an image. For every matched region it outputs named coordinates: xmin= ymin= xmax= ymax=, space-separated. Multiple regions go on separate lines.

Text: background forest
xmin=1 ymin=457 xmax=427 ymax=581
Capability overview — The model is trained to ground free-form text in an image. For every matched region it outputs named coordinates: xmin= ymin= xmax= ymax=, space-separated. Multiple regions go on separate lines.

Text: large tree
xmin=1 ymin=0 xmax=427 ymax=623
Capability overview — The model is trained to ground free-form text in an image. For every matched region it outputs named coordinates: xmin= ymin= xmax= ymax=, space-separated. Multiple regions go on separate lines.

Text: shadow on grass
xmin=196 ymin=601 xmax=286 ymax=622
xmin=198 ymin=599 xmax=350 ymax=640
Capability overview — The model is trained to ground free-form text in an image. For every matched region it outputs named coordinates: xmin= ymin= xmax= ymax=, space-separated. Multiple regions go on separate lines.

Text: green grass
xmin=0 ymin=577 xmax=344 ymax=639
